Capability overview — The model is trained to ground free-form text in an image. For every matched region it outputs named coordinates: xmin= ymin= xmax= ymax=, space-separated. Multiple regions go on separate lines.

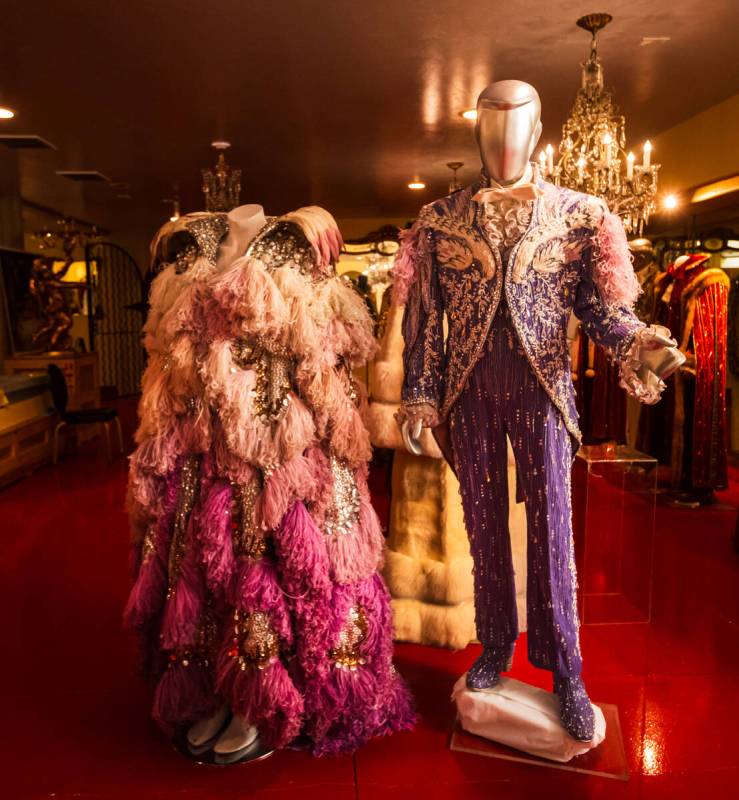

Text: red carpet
xmin=1 ymin=402 xmax=737 ymax=799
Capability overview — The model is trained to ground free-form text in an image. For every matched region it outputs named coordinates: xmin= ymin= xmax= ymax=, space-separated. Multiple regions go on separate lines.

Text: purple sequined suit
xmin=394 ymin=172 xmax=645 ymax=680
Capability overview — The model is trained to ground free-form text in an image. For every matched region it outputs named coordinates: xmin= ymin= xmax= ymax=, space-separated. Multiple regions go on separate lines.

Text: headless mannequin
xmin=186 ymin=203 xmax=265 ymax=760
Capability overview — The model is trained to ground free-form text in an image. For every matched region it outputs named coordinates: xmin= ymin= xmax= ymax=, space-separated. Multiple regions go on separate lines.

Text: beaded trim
xmin=230 ymin=476 xmax=266 ymax=559
xmin=166 ymin=455 xmax=201 ymax=598
xmin=227 ymin=609 xmax=280 ymax=671
xmin=324 ymin=456 xmax=361 ymax=538
xmin=329 ymin=604 xmax=368 ymax=670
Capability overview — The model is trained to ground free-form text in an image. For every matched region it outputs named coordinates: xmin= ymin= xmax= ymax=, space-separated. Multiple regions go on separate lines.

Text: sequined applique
xmin=255 ymin=351 xmax=293 ymax=422
xmin=185 ymin=213 xmax=229 ymax=267
xmin=228 ymin=609 xmax=280 ymax=671
xmin=329 ymin=605 xmax=368 ymax=669
xmin=246 ymin=219 xmax=315 ymax=275
xmin=231 ymin=339 xmax=258 ymax=368
xmin=140 ymin=523 xmax=156 ymax=565
xmin=167 ymin=455 xmax=201 ymax=598
xmin=174 ymin=243 xmax=198 ymax=274
xmin=230 ymin=476 xmax=266 ymax=559
xmin=230 ymin=340 xmax=294 ymax=423
xmin=324 ymin=455 xmax=361 ymax=538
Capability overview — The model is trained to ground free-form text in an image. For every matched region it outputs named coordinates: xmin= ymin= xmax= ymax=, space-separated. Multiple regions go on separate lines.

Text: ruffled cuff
xmin=395 ymin=401 xmax=440 ymax=429
xmin=618 ymin=325 xmax=678 ymax=405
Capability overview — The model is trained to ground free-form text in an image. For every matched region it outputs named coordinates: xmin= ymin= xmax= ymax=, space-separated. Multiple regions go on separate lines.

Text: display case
xmin=572 ymin=444 xmax=657 ymax=624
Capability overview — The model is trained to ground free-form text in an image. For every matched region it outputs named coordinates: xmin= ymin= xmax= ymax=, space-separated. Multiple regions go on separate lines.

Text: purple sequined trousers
xmin=450 ymin=301 xmax=582 ymax=677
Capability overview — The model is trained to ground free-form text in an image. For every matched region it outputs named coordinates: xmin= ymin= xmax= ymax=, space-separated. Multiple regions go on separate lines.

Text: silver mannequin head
xmin=475 ymin=80 xmax=542 ymax=184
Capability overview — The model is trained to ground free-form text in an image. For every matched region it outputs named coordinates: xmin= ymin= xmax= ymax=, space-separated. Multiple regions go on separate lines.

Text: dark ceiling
xmin=2 ymin=0 xmax=739 ymax=237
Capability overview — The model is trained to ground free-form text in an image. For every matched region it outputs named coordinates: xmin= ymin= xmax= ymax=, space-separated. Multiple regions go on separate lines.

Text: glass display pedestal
xmin=572 ymin=444 xmax=657 ymax=625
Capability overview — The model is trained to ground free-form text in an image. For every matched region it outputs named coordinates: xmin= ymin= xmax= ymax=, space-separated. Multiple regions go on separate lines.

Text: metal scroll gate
xmin=85 ymin=241 xmax=146 ymax=397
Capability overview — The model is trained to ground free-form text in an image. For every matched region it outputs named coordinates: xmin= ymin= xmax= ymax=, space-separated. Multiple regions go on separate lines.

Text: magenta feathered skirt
xmin=125 ymin=449 xmax=416 ymax=755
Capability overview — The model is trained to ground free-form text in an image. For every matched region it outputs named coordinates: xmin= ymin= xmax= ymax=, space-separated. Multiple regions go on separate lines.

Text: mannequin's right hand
xmin=401 ymin=419 xmax=423 ymax=455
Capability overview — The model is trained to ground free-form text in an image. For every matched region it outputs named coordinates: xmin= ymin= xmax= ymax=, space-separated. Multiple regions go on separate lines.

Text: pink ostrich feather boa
xmin=391 ymin=219 xmax=427 ymax=307
xmin=593 ymin=210 xmax=641 ymax=308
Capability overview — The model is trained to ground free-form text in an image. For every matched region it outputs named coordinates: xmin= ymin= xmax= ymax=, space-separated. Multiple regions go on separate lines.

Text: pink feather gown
xmin=125 ymin=209 xmax=416 ymax=756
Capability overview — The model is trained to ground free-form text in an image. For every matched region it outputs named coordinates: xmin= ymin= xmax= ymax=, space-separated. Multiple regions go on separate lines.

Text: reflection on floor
xmin=1 ymin=399 xmax=737 ymax=800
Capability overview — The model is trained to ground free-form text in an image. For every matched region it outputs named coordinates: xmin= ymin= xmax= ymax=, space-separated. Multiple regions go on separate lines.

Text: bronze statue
xmin=28 ymin=256 xmax=76 ymax=350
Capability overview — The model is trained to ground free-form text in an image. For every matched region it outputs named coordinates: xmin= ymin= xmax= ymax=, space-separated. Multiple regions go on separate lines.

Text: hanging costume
xmin=394 ymin=170 xmax=663 ymax=738
xmin=639 ymin=253 xmax=729 ymax=494
xmin=125 ymin=205 xmax=415 ymax=756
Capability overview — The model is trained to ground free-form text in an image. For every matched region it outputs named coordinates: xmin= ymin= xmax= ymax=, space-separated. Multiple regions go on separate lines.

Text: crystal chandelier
xmin=202 ymin=141 xmax=241 ymax=212
xmin=540 ymin=13 xmax=660 ymax=236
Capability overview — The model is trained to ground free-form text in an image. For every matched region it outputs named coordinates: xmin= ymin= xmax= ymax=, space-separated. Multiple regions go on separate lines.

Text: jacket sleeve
xmin=573 ymin=204 xmax=644 ymax=361
xmin=392 ymin=218 xmax=444 ymax=426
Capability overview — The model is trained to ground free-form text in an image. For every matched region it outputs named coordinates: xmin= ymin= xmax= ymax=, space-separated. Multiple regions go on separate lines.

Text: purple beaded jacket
xmin=393 ymin=173 xmax=645 ymax=447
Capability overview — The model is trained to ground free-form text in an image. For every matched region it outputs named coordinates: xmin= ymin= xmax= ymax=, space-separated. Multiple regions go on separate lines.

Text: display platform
xmin=172 ymin=729 xmax=274 ymax=766
xmin=573 ymin=444 xmax=657 ymax=625
xmin=450 ymin=702 xmax=628 ymax=780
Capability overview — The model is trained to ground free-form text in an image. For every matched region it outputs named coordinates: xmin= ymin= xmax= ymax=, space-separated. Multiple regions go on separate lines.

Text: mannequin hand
xmin=637 ymin=337 xmax=685 ymax=381
xmin=401 ymin=419 xmax=423 ymax=455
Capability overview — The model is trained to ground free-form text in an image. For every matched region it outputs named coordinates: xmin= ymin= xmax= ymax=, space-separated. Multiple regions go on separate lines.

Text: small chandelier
xmin=540 ymin=13 xmax=660 ymax=236
xmin=202 ymin=141 xmax=241 ymax=212
xmin=447 ymin=161 xmax=464 ymax=194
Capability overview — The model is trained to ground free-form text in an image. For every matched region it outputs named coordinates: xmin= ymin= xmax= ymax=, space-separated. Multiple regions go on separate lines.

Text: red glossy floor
xmin=2 ymin=407 xmax=738 ymax=799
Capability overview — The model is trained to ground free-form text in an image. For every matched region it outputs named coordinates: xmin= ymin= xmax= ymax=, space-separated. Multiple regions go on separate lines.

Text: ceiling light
xmin=640 ymin=36 xmax=670 ymax=46
xmin=459 ymin=109 xmax=477 ymax=120
xmin=662 ymin=193 xmax=679 ymax=210
xmin=408 ymin=181 xmax=426 ymax=190
xmin=691 ymin=174 xmax=739 ymax=203
xmin=0 ymin=107 xmax=15 ymax=119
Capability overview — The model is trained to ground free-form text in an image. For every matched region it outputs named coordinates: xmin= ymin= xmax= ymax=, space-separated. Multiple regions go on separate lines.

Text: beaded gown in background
xmin=124 ymin=207 xmax=415 ymax=756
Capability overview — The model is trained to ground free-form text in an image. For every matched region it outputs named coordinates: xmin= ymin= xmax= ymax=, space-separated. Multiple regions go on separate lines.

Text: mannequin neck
xmin=217 ymin=204 xmax=267 ymax=269
xmin=486 ymin=162 xmax=535 ymax=189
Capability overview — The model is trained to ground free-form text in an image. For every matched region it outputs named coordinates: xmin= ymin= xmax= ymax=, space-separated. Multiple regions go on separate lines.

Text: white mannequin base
xmin=452 ymin=675 xmax=606 ymax=763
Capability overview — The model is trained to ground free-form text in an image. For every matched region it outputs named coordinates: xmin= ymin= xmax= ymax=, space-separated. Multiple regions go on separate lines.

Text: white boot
xmin=213 ymin=713 xmax=258 ymax=757
xmin=186 ymin=706 xmax=229 ymax=752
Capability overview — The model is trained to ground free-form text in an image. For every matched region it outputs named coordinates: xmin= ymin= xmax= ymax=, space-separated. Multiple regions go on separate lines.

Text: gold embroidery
xmin=230 ymin=476 xmax=266 ymax=559
xmin=230 ymin=340 xmax=294 ymax=423
xmin=329 ymin=605 xmax=368 ymax=669
xmin=325 ymin=456 xmax=361 ymax=537
xmin=140 ymin=523 xmax=156 ymax=565
xmin=167 ymin=455 xmax=200 ymax=598
xmin=228 ymin=609 xmax=280 ymax=671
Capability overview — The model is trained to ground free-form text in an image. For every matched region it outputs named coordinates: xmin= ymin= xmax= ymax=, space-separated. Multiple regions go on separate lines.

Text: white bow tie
xmin=473 ymin=183 xmax=543 ymax=206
